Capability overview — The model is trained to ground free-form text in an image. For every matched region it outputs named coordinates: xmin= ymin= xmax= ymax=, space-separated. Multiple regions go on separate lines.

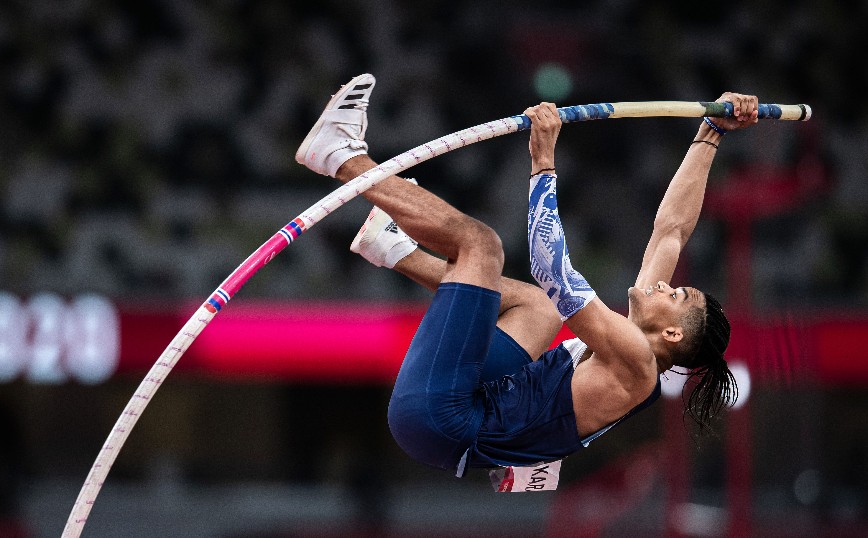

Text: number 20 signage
xmin=0 ymin=292 xmax=120 ymax=384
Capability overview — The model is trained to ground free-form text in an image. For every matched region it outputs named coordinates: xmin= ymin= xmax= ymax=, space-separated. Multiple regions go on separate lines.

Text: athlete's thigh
xmin=495 ymin=278 xmax=562 ymax=361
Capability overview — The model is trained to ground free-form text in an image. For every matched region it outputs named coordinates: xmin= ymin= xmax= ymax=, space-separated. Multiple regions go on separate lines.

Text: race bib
xmin=489 ymin=460 xmax=561 ymax=492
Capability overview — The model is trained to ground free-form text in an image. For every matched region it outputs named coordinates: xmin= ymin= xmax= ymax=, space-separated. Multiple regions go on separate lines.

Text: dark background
xmin=1 ymin=0 xmax=866 ymax=536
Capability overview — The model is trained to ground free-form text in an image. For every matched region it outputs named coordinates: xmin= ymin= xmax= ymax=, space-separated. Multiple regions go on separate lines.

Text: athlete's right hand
xmin=525 ymin=102 xmax=562 ymax=175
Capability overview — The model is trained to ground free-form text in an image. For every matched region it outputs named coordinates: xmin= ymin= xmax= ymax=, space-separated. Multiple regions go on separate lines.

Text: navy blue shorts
xmin=387 ymin=282 xmax=532 ymax=471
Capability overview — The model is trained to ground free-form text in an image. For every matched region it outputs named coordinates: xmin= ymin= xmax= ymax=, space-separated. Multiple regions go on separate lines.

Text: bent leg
xmin=337 ymin=155 xmax=504 ymax=292
xmin=394 ymin=250 xmax=561 ymax=363
xmin=345 ymin=171 xmax=563 ymax=363
xmin=338 ymin=163 xmax=508 ymax=470
xmin=298 ymin=76 xmax=510 ymax=471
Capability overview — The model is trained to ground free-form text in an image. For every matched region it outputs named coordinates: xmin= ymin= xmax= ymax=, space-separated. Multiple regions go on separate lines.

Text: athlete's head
xmin=628 ymin=282 xmax=738 ymax=432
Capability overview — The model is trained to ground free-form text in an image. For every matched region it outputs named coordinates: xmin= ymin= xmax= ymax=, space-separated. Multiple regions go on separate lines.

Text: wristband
xmin=531 ymin=167 xmax=556 ymax=178
xmin=703 ymin=116 xmax=727 ymax=136
xmin=691 ymin=140 xmax=719 ymax=149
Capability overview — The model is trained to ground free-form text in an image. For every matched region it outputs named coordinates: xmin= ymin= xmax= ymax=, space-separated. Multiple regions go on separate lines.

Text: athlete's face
xmin=627 ymin=281 xmax=705 ymax=331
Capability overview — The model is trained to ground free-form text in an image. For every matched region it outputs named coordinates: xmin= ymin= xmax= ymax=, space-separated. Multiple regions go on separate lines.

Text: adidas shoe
xmin=295 ymin=73 xmax=376 ymax=178
xmin=350 ymin=206 xmax=418 ymax=269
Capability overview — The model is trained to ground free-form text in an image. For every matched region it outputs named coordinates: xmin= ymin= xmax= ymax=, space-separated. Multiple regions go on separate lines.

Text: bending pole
xmin=62 ymin=99 xmax=810 ymax=537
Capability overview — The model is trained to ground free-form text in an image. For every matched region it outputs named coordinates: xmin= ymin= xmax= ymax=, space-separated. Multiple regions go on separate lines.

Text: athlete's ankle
xmin=391 ymin=248 xmax=422 ymax=272
xmin=336 ymin=155 xmax=375 ymax=181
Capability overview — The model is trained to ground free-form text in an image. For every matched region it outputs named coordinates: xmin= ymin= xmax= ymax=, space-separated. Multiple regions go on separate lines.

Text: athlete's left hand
xmin=714 ymin=92 xmax=759 ymax=131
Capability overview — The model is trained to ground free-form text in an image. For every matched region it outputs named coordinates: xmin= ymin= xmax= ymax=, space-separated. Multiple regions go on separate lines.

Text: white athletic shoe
xmin=295 ymin=73 xmax=376 ymax=178
xmin=350 ymin=206 xmax=418 ymax=269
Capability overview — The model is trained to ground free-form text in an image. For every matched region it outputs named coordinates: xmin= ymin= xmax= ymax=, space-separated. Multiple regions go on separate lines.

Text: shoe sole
xmin=295 ymin=73 xmax=375 ymax=169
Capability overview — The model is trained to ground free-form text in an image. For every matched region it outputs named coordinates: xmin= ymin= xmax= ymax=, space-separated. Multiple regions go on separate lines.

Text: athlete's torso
xmin=464 ymin=338 xmax=661 ymax=470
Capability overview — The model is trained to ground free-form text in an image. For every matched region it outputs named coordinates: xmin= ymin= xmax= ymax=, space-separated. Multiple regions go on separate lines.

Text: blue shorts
xmin=387 ymin=282 xmax=532 ymax=471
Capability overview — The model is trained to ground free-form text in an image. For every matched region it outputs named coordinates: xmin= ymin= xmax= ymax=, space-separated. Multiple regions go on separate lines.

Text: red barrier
xmin=3 ymin=294 xmax=867 ymax=384
xmin=118 ymin=302 xmax=868 ymax=385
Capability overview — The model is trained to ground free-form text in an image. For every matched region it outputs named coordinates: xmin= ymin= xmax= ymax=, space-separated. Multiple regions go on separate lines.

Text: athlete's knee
xmin=454 ymin=216 xmax=504 ymax=267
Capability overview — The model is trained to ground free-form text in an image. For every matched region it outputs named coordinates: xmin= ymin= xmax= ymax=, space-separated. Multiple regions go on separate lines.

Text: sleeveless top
xmin=459 ymin=337 xmax=661 ymax=474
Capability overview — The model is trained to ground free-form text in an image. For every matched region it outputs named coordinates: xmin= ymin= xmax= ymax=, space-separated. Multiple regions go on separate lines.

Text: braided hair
xmin=682 ymin=293 xmax=738 ymax=434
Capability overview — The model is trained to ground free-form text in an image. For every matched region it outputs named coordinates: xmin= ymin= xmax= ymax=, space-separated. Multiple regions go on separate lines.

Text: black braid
xmin=682 ymin=293 xmax=738 ymax=434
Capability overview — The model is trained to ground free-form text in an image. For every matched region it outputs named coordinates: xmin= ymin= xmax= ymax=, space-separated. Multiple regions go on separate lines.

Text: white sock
xmin=351 ymin=207 xmax=418 ymax=268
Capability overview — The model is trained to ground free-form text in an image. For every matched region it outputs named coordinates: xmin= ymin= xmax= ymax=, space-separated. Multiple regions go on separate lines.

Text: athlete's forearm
xmin=528 ymin=172 xmax=597 ymax=320
xmin=653 ymin=121 xmax=722 ymax=243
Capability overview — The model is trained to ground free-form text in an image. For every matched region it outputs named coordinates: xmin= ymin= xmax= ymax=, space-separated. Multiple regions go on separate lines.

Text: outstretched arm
xmin=634 ymin=92 xmax=758 ymax=290
xmin=525 ymin=103 xmax=596 ymax=320
xmin=525 ymin=104 xmax=652 ymax=375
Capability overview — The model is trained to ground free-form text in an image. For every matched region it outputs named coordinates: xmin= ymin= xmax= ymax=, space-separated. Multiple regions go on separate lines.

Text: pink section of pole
xmin=220 ymin=233 xmax=291 ymax=297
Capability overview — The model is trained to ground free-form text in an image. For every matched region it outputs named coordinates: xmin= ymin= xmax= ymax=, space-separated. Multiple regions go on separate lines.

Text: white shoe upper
xmin=350 ymin=205 xmax=418 ymax=269
xmin=295 ymin=73 xmax=376 ymax=177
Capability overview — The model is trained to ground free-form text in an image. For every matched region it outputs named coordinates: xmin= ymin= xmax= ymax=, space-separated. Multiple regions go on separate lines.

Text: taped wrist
xmin=528 ymin=173 xmax=596 ymax=320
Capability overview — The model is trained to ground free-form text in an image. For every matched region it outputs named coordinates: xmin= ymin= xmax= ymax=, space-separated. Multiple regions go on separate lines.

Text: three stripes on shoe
xmin=338 ymin=83 xmax=373 ymax=109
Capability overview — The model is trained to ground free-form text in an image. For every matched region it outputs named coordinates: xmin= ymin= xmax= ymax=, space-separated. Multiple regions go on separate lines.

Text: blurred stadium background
xmin=1 ymin=0 xmax=867 ymax=536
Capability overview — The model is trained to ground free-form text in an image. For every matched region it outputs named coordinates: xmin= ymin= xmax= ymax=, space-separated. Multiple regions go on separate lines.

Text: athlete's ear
xmin=661 ymin=326 xmax=684 ymax=343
